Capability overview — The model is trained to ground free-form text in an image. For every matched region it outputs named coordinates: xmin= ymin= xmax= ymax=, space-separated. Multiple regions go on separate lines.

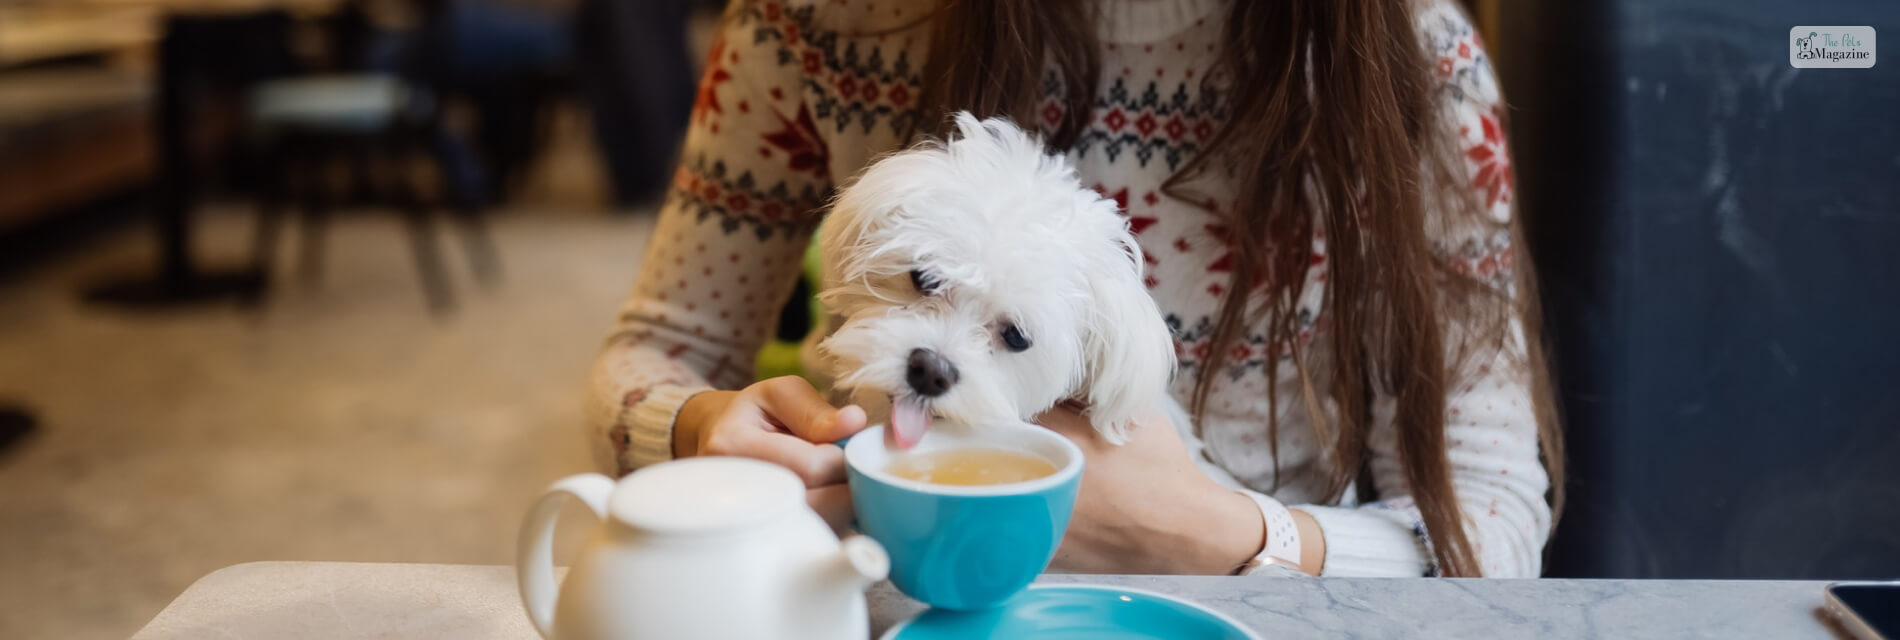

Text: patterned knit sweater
xmin=586 ymin=0 xmax=1551 ymax=578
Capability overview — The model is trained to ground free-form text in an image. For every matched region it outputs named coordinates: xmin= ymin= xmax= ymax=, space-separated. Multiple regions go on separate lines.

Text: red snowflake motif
xmin=1095 ymin=185 xmax=1157 ymax=236
xmin=1202 ymin=223 xmax=1234 ymax=273
xmin=763 ymin=104 xmax=830 ymax=178
xmin=887 ymin=84 xmax=911 ymax=106
xmin=1103 ymin=109 xmax=1128 ymax=132
xmin=861 ymin=81 xmax=880 ymax=102
xmin=1094 ymin=185 xmax=1129 ymax=211
xmin=1041 ymin=101 xmax=1064 ymax=128
xmin=836 ymin=75 xmax=858 ymax=98
xmin=801 ymin=50 xmax=821 ymax=74
xmin=1163 ymin=115 xmax=1187 ymax=140
xmin=1459 ymin=41 xmax=1473 ymax=59
xmin=692 ymin=38 xmax=732 ymax=124
xmin=1466 ymin=111 xmax=1514 ymax=210
xmin=1135 ymin=113 xmax=1158 ymax=137
xmin=1437 ymin=57 xmax=1454 ymax=77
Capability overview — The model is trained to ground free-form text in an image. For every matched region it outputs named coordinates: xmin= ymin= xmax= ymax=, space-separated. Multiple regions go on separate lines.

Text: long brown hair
xmin=916 ymin=0 xmax=1564 ymax=577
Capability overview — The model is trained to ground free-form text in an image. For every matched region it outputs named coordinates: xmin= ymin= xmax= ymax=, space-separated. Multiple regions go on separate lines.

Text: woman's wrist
xmin=1288 ymin=508 xmax=1326 ymax=575
xmin=1166 ymin=486 xmax=1268 ymax=575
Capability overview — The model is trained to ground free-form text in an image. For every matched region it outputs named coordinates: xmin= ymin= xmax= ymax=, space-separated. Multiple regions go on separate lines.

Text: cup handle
xmin=517 ymin=473 xmax=614 ymax=639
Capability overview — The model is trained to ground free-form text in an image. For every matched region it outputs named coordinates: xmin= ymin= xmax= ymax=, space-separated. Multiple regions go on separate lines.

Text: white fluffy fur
xmin=815 ymin=113 xmax=1175 ymax=443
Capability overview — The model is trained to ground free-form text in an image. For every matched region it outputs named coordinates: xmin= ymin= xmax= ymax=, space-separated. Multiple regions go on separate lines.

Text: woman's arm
xmin=1291 ymin=2 xmax=1552 ymax=578
xmin=587 ymin=4 xmax=835 ymax=476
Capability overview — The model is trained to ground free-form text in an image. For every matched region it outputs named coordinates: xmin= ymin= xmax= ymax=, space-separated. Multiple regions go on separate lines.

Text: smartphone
xmin=1826 ymin=582 xmax=1900 ymax=640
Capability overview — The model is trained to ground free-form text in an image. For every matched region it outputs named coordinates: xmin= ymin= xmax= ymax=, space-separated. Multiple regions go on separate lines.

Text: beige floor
xmin=0 ymin=107 xmax=663 ymax=638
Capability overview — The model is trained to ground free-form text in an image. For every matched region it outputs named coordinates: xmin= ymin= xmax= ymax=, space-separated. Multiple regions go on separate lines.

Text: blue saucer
xmin=882 ymin=584 xmax=1260 ymax=640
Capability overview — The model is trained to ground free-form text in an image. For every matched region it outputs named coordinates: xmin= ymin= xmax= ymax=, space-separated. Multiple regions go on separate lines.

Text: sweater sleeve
xmin=586 ymin=3 xmax=834 ymax=476
xmin=1294 ymin=2 xmax=1552 ymax=578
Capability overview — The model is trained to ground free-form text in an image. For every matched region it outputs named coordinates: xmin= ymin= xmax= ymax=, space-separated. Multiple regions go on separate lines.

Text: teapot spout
xmin=823 ymin=535 xmax=890 ymax=592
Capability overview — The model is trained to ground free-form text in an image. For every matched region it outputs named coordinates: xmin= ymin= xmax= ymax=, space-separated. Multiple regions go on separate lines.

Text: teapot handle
xmin=517 ymin=473 xmax=614 ymax=639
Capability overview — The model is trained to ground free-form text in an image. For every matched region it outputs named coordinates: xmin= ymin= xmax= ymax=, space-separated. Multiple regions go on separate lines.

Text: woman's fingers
xmin=750 ymin=376 xmax=868 ymax=443
xmin=806 ymin=484 xmax=854 ymax=534
xmin=715 ymin=428 xmax=849 ymax=488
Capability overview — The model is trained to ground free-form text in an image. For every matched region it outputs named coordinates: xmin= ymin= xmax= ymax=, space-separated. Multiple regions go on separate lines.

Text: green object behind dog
xmin=754 ymin=236 xmax=827 ymax=381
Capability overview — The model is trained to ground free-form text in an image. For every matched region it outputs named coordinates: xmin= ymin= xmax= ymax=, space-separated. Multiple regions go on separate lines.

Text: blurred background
xmin=0 ymin=0 xmax=1893 ymax=638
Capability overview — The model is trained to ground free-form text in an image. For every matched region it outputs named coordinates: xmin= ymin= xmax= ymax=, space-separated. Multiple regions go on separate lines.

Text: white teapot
xmin=517 ymin=457 xmax=889 ymax=640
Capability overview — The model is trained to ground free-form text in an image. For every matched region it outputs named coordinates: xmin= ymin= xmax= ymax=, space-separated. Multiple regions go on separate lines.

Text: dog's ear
xmin=1077 ymin=201 xmax=1176 ymax=444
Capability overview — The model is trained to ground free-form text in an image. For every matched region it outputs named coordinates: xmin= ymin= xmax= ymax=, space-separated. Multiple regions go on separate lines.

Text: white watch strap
xmin=1237 ymin=491 xmax=1305 ymax=576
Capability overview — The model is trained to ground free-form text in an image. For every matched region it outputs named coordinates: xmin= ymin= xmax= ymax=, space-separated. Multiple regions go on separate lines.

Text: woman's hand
xmin=1039 ymin=403 xmax=1266 ymax=575
xmin=674 ymin=376 xmax=869 ymax=532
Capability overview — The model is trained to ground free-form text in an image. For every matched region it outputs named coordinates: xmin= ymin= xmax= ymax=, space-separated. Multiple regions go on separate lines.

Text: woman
xmin=586 ymin=0 xmax=1563 ymax=578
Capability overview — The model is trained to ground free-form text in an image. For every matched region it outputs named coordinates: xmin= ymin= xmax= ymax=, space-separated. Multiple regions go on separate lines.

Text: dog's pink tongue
xmin=889 ymin=398 xmax=931 ymax=449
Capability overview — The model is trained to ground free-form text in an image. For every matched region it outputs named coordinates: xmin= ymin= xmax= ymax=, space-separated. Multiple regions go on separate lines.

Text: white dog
xmin=812 ymin=113 xmax=1176 ymax=448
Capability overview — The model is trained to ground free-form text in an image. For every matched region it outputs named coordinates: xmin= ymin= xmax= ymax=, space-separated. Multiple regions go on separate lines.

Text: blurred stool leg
xmin=294 ymin=143 xmax=333 ymax=288
xmin=395 ymin=140 xmax=455 ymax=314
xmin=245 ymin=139 xmax=291 ymax=306
xmin=451 ymin=197 xmax=501 ymax=287
xmin=431 ymin=126 xmax=502 ymax=285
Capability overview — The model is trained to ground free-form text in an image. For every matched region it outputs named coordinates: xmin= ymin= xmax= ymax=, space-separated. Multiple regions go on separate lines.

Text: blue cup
xmin=844 ymin=424 xmax=1083 ymax=611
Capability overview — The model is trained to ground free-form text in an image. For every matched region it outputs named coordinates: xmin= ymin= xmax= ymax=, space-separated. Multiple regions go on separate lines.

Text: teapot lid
xmin=611 ymin=457 xmax=804 ymax=534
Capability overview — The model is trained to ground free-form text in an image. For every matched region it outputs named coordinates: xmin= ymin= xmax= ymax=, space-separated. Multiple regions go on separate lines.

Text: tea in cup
xmin=883 ymin=447 xmax=1060 ymax=486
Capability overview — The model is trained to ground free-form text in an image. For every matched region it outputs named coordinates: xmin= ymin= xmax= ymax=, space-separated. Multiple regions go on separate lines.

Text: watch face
xmin=1239 ymin=556 xmax=1306 ymax=578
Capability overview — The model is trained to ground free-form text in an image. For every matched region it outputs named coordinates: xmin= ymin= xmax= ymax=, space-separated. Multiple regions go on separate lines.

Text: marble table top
xmin=131 ymin=561 xmax=1846 ymax=639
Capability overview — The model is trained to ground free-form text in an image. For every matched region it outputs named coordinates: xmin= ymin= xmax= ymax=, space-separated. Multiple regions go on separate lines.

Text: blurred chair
xmin=246 ymin=0 xmax=498 ymax=314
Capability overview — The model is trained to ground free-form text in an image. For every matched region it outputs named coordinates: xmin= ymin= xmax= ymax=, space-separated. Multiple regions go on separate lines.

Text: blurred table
xmin=132 ymin=561 xmax=1843 ymax=639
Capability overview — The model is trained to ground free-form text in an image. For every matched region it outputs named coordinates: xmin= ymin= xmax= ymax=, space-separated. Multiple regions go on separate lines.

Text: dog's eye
xmin=1000 ymin=323 xmax=1032 ymax=352
xmin=909 ymin=269 xmax=941 ymax=295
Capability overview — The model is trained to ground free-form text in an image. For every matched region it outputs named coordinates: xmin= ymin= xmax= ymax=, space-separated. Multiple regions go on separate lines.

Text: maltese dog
xmin=813 ymin=113 xmax=1177 ymax=449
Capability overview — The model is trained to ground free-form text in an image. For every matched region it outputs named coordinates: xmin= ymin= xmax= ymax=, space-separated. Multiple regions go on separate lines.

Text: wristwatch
xmin=1234 ymin=491 xmax=1308 ymax=577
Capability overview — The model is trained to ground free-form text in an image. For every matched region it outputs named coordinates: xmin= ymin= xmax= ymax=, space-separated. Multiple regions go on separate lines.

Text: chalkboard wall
xmin=1499 ymin=1 xmax=1900 ymax=578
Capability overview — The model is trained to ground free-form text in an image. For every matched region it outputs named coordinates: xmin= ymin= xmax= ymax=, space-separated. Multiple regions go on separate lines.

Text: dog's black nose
xmin=905 ymin=348 xmax=958 ymax=398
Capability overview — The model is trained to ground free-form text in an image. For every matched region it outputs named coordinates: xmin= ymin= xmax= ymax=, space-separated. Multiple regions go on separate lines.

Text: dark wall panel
xmin=1501 ymin=1 xmax=1900 ymax=578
